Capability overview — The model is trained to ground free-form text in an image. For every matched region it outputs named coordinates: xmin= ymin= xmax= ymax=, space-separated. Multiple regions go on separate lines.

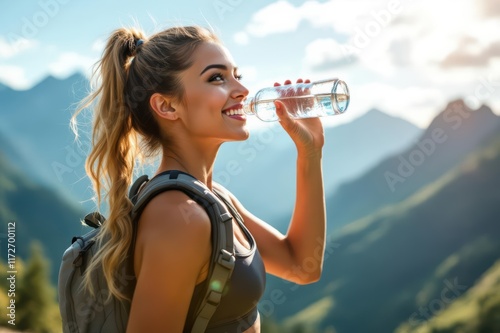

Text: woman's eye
xmin=208 ymin=73 xmax=243 ymax=82
xmin=209 ymin=73 xmax=224 ymax=82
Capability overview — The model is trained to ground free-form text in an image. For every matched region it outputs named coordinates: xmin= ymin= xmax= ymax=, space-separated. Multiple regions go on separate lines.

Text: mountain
xmin=0 ymin=73 xmax=93 ymax=203
xmin=0 ymin=131 xmax=29 ymax=173
xmin=395 ymin=259 xmax=500 ymax=333
xmin=216 ymin=108 xmax=422 ymax=226
xmin=262 ymin=130 xmax=500 ymax=332
xmin=0 ymin=149 xmax=86 ymax=283
xmin=325 ymin=100 xmax=500 ymax=234
xmin=0 ymin=74 xmax=422 ymax=224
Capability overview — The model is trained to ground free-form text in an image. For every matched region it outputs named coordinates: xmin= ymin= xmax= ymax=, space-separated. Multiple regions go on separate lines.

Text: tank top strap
xmin=212 ymin=184 xmax=245 ymax=225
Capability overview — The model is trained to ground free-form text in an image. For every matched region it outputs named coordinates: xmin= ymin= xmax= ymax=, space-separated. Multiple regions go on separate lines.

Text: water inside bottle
xmin=253 ymin=93 xmax=349 ymax=122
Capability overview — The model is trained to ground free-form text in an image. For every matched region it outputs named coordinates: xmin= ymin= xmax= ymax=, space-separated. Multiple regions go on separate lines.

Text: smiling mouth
xmin=222 ymin=107 xmax=245 ymax=116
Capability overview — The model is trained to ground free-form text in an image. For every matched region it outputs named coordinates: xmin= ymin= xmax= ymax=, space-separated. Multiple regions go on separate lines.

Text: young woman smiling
xmin=77 ymin=25 xmax=326 ymax=332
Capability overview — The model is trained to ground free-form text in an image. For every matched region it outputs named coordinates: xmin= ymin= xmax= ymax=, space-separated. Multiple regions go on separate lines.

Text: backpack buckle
xmin=218 ymin=249 xmax=235 ymax=270
xmin=220 ymin=212 xmax=232 ymax=223
xmin=206 ymin=290 xmax=223 ymax=306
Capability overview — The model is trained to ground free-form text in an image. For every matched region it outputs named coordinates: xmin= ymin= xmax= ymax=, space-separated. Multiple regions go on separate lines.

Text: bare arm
xmin=224 ymin=151 xmax=325 ymax=285
xmin=127 ymin=191 xmax=211 ymax=332
xmin=221 ymin=80 xmax=327 ymax=284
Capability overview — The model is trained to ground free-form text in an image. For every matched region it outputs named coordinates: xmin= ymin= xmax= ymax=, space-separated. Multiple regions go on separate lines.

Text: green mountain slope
xmin=325 ymin=100 xmax=500 ymax=234
xmin=395 ymin=259 xmax=500 ymax=333
xmin=0 ymin=151 xmax=86 ymax=283
xmin=263 ymin=130 xmax=500 ymax=333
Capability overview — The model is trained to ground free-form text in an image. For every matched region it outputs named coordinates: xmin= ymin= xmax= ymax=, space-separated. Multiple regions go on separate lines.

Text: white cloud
xmin=48 ymin=52 xmax=96 ymax=78
xmin=238 ymin=0 xmax=499 ymax=128
xmin=91 ymin=38 xmax=106 ymax=53
xmin=299 ymin=0 xmax=385 ymax=34
xmin=400 ymin=0 xmax=493 ymax=69
xmin=236 ymin=0 xmax=400 ymax=42
xmin=0 ymin=65 xmax=31 ymax=90
xmin=478 ymin=0 xmax=500 ymax=18
xmin=303 ymin=38 xmax=352 ymax=71
xmin=350 ymin=82 xmax=447 ymax=128
xmin=244 ymin=1 xmax=301 ymax=37
xmin=461 ymin=59 xmax=500 ymax=110
xmin=332 ymin=0 xmax=500 ymax=82
xmin=0 ymin=37 xmax=37 ymax=59
xmin=233 ymin=31 xmax=249 ymax=45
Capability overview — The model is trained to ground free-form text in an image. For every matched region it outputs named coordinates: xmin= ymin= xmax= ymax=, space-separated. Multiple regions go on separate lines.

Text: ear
xmin=150 ymin=93 xmax=179 ymax=120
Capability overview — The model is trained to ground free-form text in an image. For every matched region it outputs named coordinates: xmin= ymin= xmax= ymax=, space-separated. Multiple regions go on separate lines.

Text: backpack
xmin=58 ymin=170 xmax=236 ymax=333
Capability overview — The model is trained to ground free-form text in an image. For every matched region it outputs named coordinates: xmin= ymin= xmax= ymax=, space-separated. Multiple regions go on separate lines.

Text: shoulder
xmin=134 ymin=190 xmax=211 ymax=274
xmin=128 ymin=190 xmax=212 ymax=331
xmin=139 ymin=190 xmax=211 ymax=234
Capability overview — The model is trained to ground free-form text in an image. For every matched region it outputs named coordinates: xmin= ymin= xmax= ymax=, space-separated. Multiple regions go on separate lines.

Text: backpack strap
xmin=212 ymin=184 xmax=245 ymax=226
xmin=130 ymin=170 xmax=235 ymax=332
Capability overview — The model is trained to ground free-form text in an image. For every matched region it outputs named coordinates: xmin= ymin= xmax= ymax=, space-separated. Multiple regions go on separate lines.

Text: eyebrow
xmin=199 ymin=64 xmax=237 ymax=76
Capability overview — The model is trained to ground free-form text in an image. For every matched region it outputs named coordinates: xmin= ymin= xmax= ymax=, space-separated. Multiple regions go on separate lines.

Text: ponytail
xmin=72 ymin=25 xmax=220 ymax=302
xmin=73 ymin=27 xmax=146 ymax=301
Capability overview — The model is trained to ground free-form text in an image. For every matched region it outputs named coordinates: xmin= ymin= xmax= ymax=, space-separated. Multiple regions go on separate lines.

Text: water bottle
xmin=243 ymin=78 xmax=350 ymax=122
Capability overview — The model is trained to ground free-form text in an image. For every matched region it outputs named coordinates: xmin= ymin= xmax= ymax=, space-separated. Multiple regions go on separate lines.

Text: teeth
xmin=224 ymin=108 xmax=244 ymax=116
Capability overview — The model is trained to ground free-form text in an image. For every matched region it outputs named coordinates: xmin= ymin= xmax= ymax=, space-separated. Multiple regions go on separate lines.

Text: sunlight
xmin=411 ymin=0 xmax=479 ymax=66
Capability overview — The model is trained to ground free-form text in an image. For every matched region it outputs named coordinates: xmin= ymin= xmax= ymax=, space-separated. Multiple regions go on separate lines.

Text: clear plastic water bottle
xmin=243 ymin=78 xmax=350 ymax=122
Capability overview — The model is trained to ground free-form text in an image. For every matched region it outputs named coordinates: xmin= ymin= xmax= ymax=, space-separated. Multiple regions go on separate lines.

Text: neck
xmin=157 ymin=140 xmax=220 ymax=189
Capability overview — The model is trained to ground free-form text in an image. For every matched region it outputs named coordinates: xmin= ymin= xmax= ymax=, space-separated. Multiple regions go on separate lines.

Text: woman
xmin=77 ymin=25 xmax=326 ymax=332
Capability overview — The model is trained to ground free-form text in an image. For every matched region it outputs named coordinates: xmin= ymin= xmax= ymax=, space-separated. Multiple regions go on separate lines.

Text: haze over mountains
xmin=0 ymin=149 xmax=84 ymax=281
xmin=0 ymin=73 xmax=422 ymax=225
xmin=1 ymin=74 xmax=499 ymax=332
xmin=325 ymin=101 xmax=500 ymax=233
xmin=264 ymin=126 xmax=500 ymax=333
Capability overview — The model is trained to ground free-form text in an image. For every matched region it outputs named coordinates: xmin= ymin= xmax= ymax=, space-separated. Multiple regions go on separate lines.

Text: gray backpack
xmin=58 ymin=170 xmax=236 ymax=332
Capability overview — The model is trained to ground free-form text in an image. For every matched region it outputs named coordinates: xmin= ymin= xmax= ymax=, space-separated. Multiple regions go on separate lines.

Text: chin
xmin=226 ymin=128 xmax=250 ymax=142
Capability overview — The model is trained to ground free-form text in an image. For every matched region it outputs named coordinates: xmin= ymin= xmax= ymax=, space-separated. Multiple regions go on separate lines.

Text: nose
xmin=231 ymin=79 xmax=249 ymax=100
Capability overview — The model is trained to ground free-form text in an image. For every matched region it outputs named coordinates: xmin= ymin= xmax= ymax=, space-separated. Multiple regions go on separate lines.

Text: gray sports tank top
xmin=184 ymin=188 xmax=267 ymax=332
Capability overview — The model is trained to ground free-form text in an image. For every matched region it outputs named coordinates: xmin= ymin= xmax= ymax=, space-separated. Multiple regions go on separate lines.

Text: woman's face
xmin=175 ymin=41 xmax=250 ymax=144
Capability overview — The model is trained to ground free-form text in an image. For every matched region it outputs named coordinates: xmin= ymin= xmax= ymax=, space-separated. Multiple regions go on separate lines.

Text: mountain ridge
xmin=264 ymin=130 xmax=500 ymax=332
xmin=0 ymin=149 xmax=86 ymax=283
xmin=0 ymin=73 xmax=422 ymax=226
xmin=0 ymin=73 xmax=498 ymax=331
xmin=324 ymin=99 xmax=500 ymax=234
xmin=395 ymin=259 xmax=500 ymax=333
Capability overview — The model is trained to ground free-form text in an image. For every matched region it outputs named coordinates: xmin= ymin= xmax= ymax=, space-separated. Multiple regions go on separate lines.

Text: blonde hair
xmin=73 ymin=25 xmax=219 ymax=301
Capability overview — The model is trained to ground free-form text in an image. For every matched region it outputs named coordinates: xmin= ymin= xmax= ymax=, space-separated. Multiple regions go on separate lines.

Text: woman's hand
xmin=274 ymin=79 xmax=325 ymax=157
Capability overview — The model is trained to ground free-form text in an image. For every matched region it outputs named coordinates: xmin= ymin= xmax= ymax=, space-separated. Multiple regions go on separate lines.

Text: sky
xmin=1 ymin=0 xmax=500 ymax=129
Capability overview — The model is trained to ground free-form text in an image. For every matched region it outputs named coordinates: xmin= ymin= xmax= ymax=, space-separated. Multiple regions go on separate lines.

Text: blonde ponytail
xmin=72 ymin=25 xmax=220 ymax=302
xmin=73 ymin=27 xmax=145 ymax=301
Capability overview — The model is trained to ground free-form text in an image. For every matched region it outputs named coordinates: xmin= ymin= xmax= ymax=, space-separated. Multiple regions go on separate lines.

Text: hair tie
xmin=135 ymin=39 xmax=144 ymax=48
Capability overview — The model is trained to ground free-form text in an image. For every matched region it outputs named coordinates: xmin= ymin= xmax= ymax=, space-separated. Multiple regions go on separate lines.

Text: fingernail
xmin=275 ymin=102 xmax=283 ymax=116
